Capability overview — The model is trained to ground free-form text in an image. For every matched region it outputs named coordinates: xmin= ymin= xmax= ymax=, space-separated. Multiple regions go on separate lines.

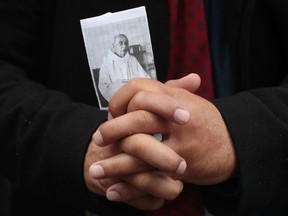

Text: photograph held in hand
xmin=81 ymin=6 xmax=157 ymax=110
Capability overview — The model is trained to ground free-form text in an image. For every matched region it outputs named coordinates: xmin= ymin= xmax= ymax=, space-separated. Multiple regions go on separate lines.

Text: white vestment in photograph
xmin=98 ymin=50 xmax=150 ymax=101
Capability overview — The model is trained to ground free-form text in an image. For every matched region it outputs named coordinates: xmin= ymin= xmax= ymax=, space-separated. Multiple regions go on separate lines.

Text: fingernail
xmin=178 ymin=181 xmax=184 ymax=192
xmin=106 ymin=191 xmax=121 ymax=201
xmin=176 ymin=160 xmax=187 ymax=175
xmin=89 ymin=164 xmax=105 ymax=179
xmin=174 ymin=108 xmax=190 ymax=124
xmin=107 ymin=112 xmax=113 ymax=120
xmin=92 ymin=130 xmax=105 ymax=146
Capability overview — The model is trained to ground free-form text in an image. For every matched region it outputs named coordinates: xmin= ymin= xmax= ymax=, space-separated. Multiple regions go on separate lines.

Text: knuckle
xmin=136 ymin=110 xmax=153 ymax=129
xmin=123 ymin=134 xmax=147 ymax=154
xmin=126 ymin=78 xmax=142 ymax=89
xmin=129 ymin=91 xmax=147 ymax=111
xmin=138 ymin=174 xmax=155 ymax=192
xmin=106 ymin=159 xmax=120 ymax=175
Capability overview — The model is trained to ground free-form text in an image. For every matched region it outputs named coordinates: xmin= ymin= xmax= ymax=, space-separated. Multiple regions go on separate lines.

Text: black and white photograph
xmin=81 ymin=6 xmax=156 ymax=110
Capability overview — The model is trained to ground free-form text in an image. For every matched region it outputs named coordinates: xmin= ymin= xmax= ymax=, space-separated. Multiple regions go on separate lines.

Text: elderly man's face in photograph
xmin=112 ymin=35 xmax=129 ymax=57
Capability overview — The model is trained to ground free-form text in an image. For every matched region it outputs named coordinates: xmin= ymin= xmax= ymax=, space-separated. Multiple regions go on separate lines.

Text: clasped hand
xmin=84 ymin=74 xmax=236 ymax=210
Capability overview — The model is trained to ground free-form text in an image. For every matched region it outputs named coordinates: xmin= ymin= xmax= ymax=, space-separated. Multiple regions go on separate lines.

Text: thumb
xmin=165 ymin=73 xmax=201 ymax=93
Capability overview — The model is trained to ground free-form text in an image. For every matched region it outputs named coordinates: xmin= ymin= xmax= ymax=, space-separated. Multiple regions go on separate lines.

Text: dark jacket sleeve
xmin=0 ymin=0 xmax=107 ymax=213
xmin=202 ymin=0 xmax=288 ymax=215
xmin=0 ymin=1 xmax=168 ymax=215
xmin=205 ymin=0 xmax=288 ymax=216
xmin=207 ymin=82 xmax=288 ymax=216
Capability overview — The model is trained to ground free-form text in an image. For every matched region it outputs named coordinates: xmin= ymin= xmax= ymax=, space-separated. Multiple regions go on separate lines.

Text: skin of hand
xmin=84 ymin=139 xmax=185 ymax=210
xmin=85 ymin=74 xmax=202 ymax=207
xmin=92 ymin=74 xmax=237 ymax=186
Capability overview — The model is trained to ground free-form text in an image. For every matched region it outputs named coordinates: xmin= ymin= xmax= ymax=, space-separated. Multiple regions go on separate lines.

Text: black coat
xmin=0 ymin=0 xmax=287 ymax=215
